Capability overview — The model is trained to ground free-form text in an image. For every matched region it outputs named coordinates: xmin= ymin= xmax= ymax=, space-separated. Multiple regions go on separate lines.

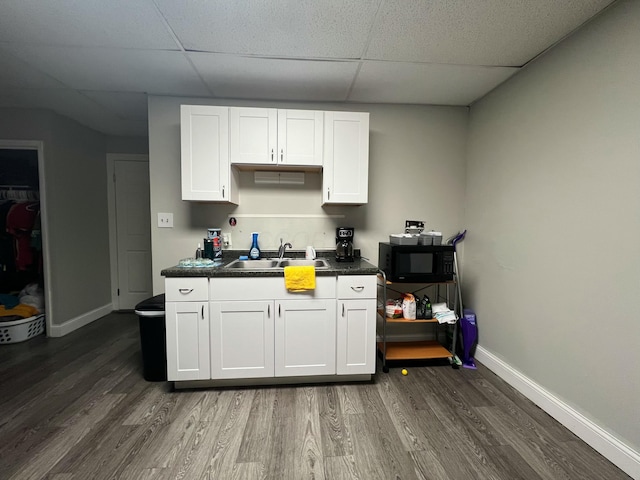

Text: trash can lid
xmin=135 ymin=293 xmax=166 ymax=314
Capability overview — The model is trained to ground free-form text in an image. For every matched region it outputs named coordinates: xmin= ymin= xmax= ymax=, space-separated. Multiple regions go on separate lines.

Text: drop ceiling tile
xmin=189 ymin=53 xmax=358 ymax=101
xmin=0 ymin=46 xmax=67 ymax=89
xmin=0 ymin=87 xmax=147 ymax=135
xmin=0 ymin=0 xmax=177 ymax=50
xmin=350 ymin=61 xmax=519 ymax=105
xmin=155 ymin=0 xmax=378 ymax=58
xmin=81 ymin=91 xmax=148 ymax=121
xmin=8 ymin=46 xmax=210 ymax=95
xmin=366 ymin=0 xmax=612 ymax=66
xmin=0 ymin=90 xmax=28 ymax=109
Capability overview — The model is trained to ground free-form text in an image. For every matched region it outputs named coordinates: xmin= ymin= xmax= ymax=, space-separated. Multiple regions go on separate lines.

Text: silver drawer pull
xmin=350 ymin=286 xmax=365 ymax=292
xmin=178 ymin=288 xmax=194 ymax=294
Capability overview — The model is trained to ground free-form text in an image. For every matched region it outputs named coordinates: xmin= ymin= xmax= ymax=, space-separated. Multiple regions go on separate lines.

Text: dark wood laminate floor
xmin=0 ymin=312 xmax=630 ymax=480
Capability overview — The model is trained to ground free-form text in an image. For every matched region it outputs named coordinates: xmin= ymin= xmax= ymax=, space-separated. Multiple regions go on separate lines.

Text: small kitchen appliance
xmin=335 ymin=227 xmax=355 ymax=262
xmin=203 ymin=228 xmax=223 ymax=261
xmin=378 ymin=242 xmax=454 ymax=282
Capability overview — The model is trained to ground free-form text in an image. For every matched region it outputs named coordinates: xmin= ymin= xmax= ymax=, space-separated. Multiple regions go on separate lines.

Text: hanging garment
xmin=6 ymin=202 xmax=39 ymax=271
xmin=0 ymin=200 xmax=16 ymax=273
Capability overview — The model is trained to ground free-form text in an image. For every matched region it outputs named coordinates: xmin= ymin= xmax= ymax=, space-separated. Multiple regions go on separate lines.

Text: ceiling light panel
xmin=155 ymin=0 xmax=379 ymax=58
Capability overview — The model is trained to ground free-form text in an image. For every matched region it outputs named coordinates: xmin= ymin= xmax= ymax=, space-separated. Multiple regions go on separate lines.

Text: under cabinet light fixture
xmin=254 ymin=171 xmax=305 ymax=185
xmin=279 ymin=172 xmax=305 ymax=185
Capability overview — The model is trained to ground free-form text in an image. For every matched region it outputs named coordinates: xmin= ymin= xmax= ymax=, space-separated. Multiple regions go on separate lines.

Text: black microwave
xmin=378 ymin=242 xmax=455 ymax=282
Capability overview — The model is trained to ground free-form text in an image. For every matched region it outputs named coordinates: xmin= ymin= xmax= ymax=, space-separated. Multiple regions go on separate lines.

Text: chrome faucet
xmin=278 ymin=238 xmax=293 ymax=259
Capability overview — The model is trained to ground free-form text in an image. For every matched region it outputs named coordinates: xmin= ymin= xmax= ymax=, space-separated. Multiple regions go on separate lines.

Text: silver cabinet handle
xmin=201 ymin=305 xmax=204 ymax=319
xmin=280 ymin=148 xmax=284 ymax=162
xmin=271 ymin=148 xmax=274 ymax=162
xmin=327 ymin=187 xmax=330 ymax=200
xmin=278 ymin=304 xmax=281 ymax=317
xmin=179 ymin=288 xmax=193 ymax=294
xmin=342 ymin=303 xmax=345 ymax=317
xmin=222 ymin=186 xmax=225 ymax=198
xmin=268 ymin=304 xmax=270 ymax=317
xmin=351 ymin=286 xmax=365 ymax=292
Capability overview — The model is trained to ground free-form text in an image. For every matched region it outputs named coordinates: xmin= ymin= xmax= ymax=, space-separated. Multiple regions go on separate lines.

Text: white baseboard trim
xmin=48 ymin=304 xmax=113 ymax=337
xmin=475 ymin=346 xmax=640 ymax=480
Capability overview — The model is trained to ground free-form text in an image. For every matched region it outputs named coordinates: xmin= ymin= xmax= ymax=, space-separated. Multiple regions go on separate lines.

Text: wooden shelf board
xmin=376 ymin=309 xmax=438 ymax=323
xmin=385 ymin=317 xmax=438 ymax=324
xmin=377 ymin=341 xmax=452 ymax=360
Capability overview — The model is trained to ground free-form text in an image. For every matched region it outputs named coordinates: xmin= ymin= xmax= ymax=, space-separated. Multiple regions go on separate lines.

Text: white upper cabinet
xmin=230 ymin=108 xmax=323 ymax=167
xmin=180 ymin=105 xmax=238 ymax=203
xmin=323 ymin=111 xmax=370 ymax=205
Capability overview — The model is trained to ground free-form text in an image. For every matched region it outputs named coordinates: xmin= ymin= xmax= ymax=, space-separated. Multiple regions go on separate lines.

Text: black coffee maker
xmin=336 ymin=227 xmax=355 ymax=262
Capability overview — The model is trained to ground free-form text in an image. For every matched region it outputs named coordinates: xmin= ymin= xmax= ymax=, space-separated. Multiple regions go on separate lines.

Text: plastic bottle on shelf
xmin=249 ymin=232 xmax=261 ymax=260
xmin=423 ymin=295 xmax=432 ymax=319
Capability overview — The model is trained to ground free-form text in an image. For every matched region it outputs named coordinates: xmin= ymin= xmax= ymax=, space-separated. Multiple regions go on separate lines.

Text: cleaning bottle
xmin=249 ymin=232 xmax=261 ymax=260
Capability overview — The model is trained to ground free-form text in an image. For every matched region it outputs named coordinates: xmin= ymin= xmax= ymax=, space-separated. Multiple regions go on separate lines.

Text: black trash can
xmin=134 ymin=294 xmax=167 ymax=381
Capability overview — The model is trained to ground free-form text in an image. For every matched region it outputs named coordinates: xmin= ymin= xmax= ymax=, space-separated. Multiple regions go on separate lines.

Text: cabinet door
xmin=277 ymin=110 xmax=323 ymax=166
xmin=275 ymin=299 xmax=336 ymax=377
xmin=166 ymin=301 xmax=210 ymax=381
xmin=336 ymin=299 xmax=376 ymax=375
xmin=323 ymin=111 xmax=370 ymax=205
xmin=230 ymin=107 xmax=277 ymax=165
xmin=210 ymin=301 xmax=274 ymax=379
xmin=181 ymin=105 xmax=236 ymax=203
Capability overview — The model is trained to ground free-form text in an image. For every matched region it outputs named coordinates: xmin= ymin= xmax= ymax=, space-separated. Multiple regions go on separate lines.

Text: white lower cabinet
xmin=336 ymin=275 xmax=377 ymax=375
xmin=165 ymin=278 xmax=210 ymax=381
xmin=210 ymin=300 xmax=274 ymax=379
xmin=275 ymin=299 xmax=336 ymax=377
xmin=166 ymin=274 xmax=375 ymax=384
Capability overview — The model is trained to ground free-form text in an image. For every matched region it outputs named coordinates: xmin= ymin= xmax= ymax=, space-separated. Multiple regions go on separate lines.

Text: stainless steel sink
xmin=224 ymin=258 xmax=330 ymax=270
xmin=278 ymin=259 xmax=330 ymax=269
xmin=225 ymin=259 xmax=280 ymax=269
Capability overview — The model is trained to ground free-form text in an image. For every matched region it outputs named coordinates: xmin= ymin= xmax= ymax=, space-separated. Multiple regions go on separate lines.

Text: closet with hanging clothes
xmin=0 ymin=148 xmax=46 ymax=343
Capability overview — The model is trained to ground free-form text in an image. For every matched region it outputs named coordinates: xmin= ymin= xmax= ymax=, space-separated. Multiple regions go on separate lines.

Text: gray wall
xmin=148 ymin=97 xmax=468 ymax=293
xmin=0 ymin=108 xmax=112 ymax=327
xmin=106 ymin=135 xmax=149 ymax=154
xmin=465 ymin=0 xmax=639 ymax=453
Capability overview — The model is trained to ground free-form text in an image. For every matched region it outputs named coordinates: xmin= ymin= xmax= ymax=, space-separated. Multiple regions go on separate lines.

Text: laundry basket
xmin=0 ymin=314 xmax=46 ymax=344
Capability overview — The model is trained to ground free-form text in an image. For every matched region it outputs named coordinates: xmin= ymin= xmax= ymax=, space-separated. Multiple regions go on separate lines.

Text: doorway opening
xmin=0 ymin=141 xmax=51 ymax=340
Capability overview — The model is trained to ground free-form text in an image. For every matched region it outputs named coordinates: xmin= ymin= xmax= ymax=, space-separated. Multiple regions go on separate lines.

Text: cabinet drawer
xmin=210 ymin=276 xmax=336 ymax=300
xmin=165 ymin=277 xmax=209 ymax=302
xmin=337 ymin=275 xmax=376 ymax=299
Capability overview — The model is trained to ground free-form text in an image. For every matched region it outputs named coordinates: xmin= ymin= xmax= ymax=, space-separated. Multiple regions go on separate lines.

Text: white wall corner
xmin=475 ymin=346 xmax=640 ymax=480
xmin=48 ymin=304 xmax=113 ymax=337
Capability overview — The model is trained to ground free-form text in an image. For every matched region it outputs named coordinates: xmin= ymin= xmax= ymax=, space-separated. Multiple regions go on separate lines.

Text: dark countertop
xmin=161 ymin=250 xmax=379 ymax=277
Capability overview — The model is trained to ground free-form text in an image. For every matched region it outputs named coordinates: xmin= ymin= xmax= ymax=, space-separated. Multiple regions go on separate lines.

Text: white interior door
xmin=111 ymin=157 xmax=152 ymax=310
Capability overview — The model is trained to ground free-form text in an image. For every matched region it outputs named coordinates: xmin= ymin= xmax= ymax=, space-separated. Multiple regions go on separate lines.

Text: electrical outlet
xmin=222 ymin=232 xmax=231 ymax=247
xmin=158 ymin=212 xmax=173 ymax=228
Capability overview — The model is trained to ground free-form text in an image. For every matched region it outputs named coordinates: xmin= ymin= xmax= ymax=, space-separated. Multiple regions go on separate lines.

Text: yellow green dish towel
xmin=284 ymin=265 xmax=316 ymax=291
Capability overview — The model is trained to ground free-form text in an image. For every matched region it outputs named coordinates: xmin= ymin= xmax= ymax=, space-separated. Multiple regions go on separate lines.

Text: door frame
xmin=106 ymin=153 xmax=150 ymax=310
xmin=0 ymin=140 xmax=53 ymax=333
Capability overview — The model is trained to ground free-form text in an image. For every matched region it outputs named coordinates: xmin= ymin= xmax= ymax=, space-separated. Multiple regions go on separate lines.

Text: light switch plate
xmin=158 ymin=212 xmax=173 ymax=228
